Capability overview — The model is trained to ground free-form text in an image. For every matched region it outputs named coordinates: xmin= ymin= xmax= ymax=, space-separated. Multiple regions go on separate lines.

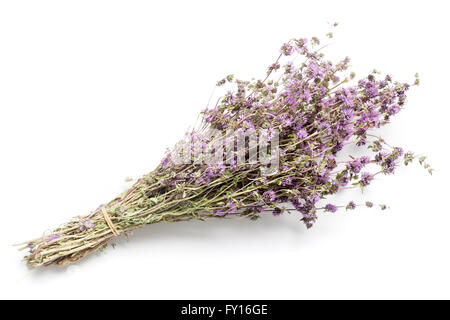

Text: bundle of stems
xmin=18 ymin=34 xmax=431 ymax=267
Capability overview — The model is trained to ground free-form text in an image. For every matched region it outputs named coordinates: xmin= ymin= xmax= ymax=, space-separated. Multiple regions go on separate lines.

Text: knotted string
xmin=101 ymin=206 xmax=120 ymax=236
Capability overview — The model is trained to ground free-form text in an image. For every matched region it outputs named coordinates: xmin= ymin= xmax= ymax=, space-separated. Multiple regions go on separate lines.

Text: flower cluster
xmin=20 ymin=34 xmax=430 ymax=267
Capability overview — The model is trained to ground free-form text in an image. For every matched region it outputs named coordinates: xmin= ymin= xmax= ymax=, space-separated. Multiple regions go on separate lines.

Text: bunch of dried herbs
xmin=18 ymin=33 xmax=431 ymax=267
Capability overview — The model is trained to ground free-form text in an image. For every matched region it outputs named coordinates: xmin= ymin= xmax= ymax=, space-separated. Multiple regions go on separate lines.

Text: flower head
xmin=346 ymin=201 xmax=356 ymax=210
xmin=360 ymin=172 xmax=374 ymax=187
xmin=262 ymin=191 xmax=276 ymax=203
xmin=272 ymin=207 xmax=282 ymax=217
xmin=280 ymin=43 xmax=294 ymax=56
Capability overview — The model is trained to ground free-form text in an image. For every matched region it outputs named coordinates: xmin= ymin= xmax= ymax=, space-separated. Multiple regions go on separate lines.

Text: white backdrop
xmin=1 ymin=0 xmax=449 ymax=299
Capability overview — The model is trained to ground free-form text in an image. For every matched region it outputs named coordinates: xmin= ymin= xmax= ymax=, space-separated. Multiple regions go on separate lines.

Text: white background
xmin=1 ymin=0 xmax=449 ymax=299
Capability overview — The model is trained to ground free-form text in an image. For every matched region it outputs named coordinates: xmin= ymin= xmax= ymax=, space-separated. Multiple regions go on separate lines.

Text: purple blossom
xmin=282 ymin=176 xmax=293 ymax=186
xmin=339 ymin=174 xmax=349 ymax=187
xmin=375 ymin=152 xmax=387 ymax=163
xmin=359 ymin=156 xmax=371 ymax=165
xmin=212 ymin=209 xmax=226 ymax=217
xmin=394 ymin=147 xmax=404 ymax=157
xmin=325 ymin=155 xmax=337 ymax=169
xmin=307 ymin=193 xmax=320 ymax=204
xmin=301 ymin=89 xmax=312 ymax=103
xmin=279 ymin=113 xmax=293 ymax=127
xmin=213 ymin=201 xmax=237 ymax=216
xmin=79 ymin=219 xmax=94 ymax=232
xmin=342 ymin=107 xmax=354 ymax=119
xmin=227 ymin=201 xmax=237 ymax=214
xmin=365 ymin=82 xmax=379 ymax=98
xmin=308 ymin=62 xmax=319 ymax=77
xmin=388 ymin=104 xmax=401 ymax=116
xmin=333 ymin=141 xmax=344 ymax=153
xmin=324 ymin=204 xmax=337 ymax=213
xmin=296 ymin=129 xmax=307 ymax=140
xmin=272 ymin=207 xmax=282 ymax=217
xmin=382 ymin=158 xmax=397 ymax=174
xmin=348 ymin=159 xmax=363 ymax=174
xmin=346 ymin=201 xmax=356 ymax=210
xmin=360 ymin=172 xmax=374 ymax=187
xmin=262 ymin=190 xmax=276 ymax=203
xmin=286 ymin=95 xmax=297 ymax=106
xmin=280 ymin=43 xmax=294 ymax=56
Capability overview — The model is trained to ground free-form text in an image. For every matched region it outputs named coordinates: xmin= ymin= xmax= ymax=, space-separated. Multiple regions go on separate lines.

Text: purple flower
xmin=348 ymin=159 xmax=363 ymax=174
xmin=282 ymin=177 xmax=293 ymax=186
xmin=394 ymin=147 xmax=404 ymax=157
xmin=346 ymin=201 xmax=356 ymax=210
xmin=268 ymin=62 xmax=280 ymax=73
xmin=212 ymin=209 xmax=226 ymax=217
xmin=286 ymin=96 xmax=298 ymax=106
xmin=308 ymin=62 xmax=319 ymax=77
xmin=375 ymin=152 xmax=387 ymax=163
xmin=339 ymin=174 xmax=349 ymax=186
xmin=342 ymin=107 xmax=354 ymax=119
xmin=262 ymin=190 xmax=276 ymax=203
xmin=360 ymin=172 xmax=374 ymax=187
xmin=382 ymin=157 xmax=396 ymax=174
xmin=79 ymin=219 xmax=94 ymax=232
xmin=227 ymin=201 xmax=237 ymax=214
xmin=324 ymin=204 xmax=337 ymax=213
xmin=365 ymin=201 xmax=374 ymax=208
xmin=300 ymin=90 xmax=312 ymax=103
xmin=213 ymin=201 xmax=237 ymax=216
xmin=388 ymin=105 xmax=400 ymax=116
xmin=272 ymin=207 xmax=282 ymax=217
xmin=296 ymin=129 xmax=307 ymax=140
xmin=365 ymin=82 xmax=379 ymax=98
xmin=279 ymin=113 xmax=293 ymax=127
xmin=85 ymin=219 xmax=94 ymax=229
xmin=333 ymin=141 xmax=344 ymax=153
xmin=359 ymin=156 xmax=371 ymax=165
xmin=280 ymin=43 xmax=294 ymax=56
xmin=325 ymin=155 xmax=337 ymax=169
xmin=307 ymin=193 xmax=320 ymax=204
